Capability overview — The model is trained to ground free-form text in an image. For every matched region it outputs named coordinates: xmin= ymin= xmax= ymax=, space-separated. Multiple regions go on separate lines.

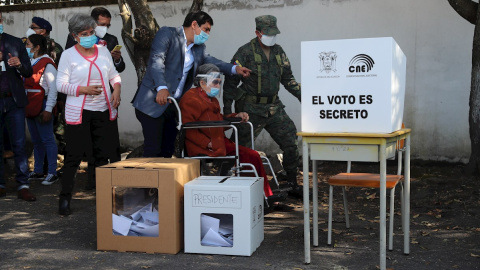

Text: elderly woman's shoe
xmin=59 ymin=194 xmax=71 ymax=216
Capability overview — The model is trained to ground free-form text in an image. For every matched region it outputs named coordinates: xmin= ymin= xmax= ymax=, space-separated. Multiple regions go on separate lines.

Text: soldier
xmin=223 ymin=15 xmax=302 ymax=198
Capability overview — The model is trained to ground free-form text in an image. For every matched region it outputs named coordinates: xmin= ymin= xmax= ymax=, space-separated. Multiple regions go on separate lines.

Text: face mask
xmin=0 ymin=24 xmax=3 ymax=35
xmin=194 ymin=26 xmax=209 ymax=45
xmin=260 ymin=34 xmax=277 ymax=47
xmin=95 ymin=26 xmax=107 ymax=39
xmin=26 ymin=28 xmax=36 ymax=37
xmin=26 ymin=47 xmax=34 ymax=59
xmin=79 ymin=35 xmax=98 ymax=49
xmin=207 ymin=88 xmax=220 ymax=98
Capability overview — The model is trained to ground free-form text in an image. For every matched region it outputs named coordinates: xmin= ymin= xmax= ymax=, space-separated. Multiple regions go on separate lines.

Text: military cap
xmin=255 ymin=15 xmax=280 ymax=35
xmin=32 ymin=17 xmax=52 ymax=31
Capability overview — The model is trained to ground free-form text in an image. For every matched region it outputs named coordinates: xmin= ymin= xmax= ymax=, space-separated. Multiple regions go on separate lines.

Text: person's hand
xmin=111 ymin=50 xmax=121 ymax=62
xmin=80 ymin=85 xmax=103 ymax=95
xmin=111 ymin=89 xmax=121 ymax=108
xmin=236 ymin=112 xmax=249 ymax=123
xmin=39 ymin=111 xmax=52 ymax=123
xmin=207 ymin=142 xmax=213 ymax=152
xmin=7 ymin=53 xmax=21 ymax=68
xmin=0 ymin=51 xmax=3 ymax=62
xmin=235 ymin=66 xmax=251 ymax=77
xmin=156 ymin=89 xmax=171 ymax=105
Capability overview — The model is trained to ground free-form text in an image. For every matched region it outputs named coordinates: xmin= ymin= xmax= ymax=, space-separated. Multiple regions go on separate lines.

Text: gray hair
xmin=68 ymin=13 xmax=96 ymax=35
xmin=194 ymin=64 xmax=220 ymax=86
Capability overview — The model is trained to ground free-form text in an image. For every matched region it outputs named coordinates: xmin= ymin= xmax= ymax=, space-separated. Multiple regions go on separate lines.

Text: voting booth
xmin=96 ymin=158 xmax=200 ymax=254
xmin=184 ymin=176 xmax=264 ymax=256
xmin=301 ymin=37 xmax=406 ymax=133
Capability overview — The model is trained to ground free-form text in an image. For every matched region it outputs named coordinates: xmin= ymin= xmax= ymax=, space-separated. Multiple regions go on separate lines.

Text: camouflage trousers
xmin=235 ymin=106 xmax=299 ymax=177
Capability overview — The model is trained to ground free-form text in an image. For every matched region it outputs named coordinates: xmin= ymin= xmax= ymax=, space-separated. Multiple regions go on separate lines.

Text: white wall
xmin=2 ymin=0 xmax=474 ymax=162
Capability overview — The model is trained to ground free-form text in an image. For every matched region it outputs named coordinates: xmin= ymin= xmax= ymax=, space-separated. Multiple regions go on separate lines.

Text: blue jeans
xmin=26 ymin=100 xmax=58 ymax=175
xmin=0 ymin=97 xmax=29 ymax=190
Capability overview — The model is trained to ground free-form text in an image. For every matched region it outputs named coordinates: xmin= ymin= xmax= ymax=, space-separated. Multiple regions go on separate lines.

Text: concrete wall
xmin=2 ymin=0 xmax=474 ymax=162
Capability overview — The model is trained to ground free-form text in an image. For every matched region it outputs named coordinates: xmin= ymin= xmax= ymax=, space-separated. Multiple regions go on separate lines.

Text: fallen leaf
xmin=471 ymin=253 xmax=480 ymax=258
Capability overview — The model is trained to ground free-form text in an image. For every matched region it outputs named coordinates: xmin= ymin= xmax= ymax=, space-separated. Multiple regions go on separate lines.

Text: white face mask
xmin=95 ymin=26 xmax=107 ymax=39
xmin=260 ymin=34 xmax=277 ymax=47
xmin=26 ymin=28 xmax=36 ymax=37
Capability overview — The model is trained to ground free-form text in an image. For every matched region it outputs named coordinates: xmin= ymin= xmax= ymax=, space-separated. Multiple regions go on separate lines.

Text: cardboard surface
xmin=96 ymin=158 xmax=200 ymax=254
xmin=301 ymin=37 xmax=406 ymax=133
xmin=184 ymin=176 xmax=264 ymax=256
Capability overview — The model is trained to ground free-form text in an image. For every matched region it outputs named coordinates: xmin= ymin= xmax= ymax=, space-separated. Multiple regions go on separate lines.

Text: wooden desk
xmin=298 ymin=129 xmax=411 ymax=270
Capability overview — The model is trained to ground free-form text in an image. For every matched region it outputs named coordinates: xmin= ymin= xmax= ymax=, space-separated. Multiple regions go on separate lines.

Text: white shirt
xmin=156 ymin=27 xmax=237 ymax=97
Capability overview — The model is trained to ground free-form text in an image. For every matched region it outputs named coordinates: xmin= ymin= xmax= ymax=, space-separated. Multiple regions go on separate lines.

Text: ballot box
xmin=184 ymin=176 xmax=264 ymax=256
xmin=96 ymin=158 xmax=200 ymax=254
xmin=301 ymin=37 xmax=407 ymax=133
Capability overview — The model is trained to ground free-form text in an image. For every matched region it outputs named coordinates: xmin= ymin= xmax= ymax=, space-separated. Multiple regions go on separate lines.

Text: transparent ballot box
xmin=111 ymin=187 xmax=159 ymax=237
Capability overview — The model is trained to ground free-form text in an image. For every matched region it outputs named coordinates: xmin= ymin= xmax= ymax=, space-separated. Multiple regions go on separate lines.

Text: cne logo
xmin=348 ymin=54 xmax=375 ymax=73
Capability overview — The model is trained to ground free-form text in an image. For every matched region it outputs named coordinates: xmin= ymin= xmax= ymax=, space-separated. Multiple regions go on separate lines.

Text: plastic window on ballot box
xmin=200 ymin=213 xmax=233 ymax=247
xmin=111 ymin=187 xmax=159 ymax=237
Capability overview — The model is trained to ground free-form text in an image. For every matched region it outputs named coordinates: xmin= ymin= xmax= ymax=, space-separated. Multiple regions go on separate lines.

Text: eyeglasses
xmin=30 ymin=26 xmax=41 ymax=30
xmin=76 ymin=29 xmax=96 ymax=37
xmin=211 ymin=80 xmax=222 ymax=85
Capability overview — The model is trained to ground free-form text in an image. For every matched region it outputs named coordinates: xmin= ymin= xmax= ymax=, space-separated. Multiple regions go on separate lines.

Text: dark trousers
xmin=0 ymin=97 xmax=29 ymax=189
xmin=87 ymin=118 xmax=120 ymax=185
xmin=135 ymin=105 xmax=178 ymax=158
xmin=61 ymin=110 xmax=117 ymax=195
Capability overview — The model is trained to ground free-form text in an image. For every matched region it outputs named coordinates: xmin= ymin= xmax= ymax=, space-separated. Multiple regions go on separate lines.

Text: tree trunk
xmin=466 ymin=6 xmax=480 ymax=174
xmin=448 ymin=0 xmax=480 ymax=174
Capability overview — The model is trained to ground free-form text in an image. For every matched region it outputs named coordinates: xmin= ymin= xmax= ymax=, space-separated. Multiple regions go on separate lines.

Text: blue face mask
xmin=0 ymin=24 xmax=3 ymax=34
xmin=194 ymin=27 xmax=209 ymax=45
xmin=26 ymin=48 xmax=34 ymax=59
xmin=207 ymin=88 xmax=220 ymax=98
xmin=79 ymin=35 xmax=97 ymax=49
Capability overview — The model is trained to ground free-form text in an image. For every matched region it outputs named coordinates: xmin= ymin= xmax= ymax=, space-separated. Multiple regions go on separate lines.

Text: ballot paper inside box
xmin=112 ymin=188 xmax=159 ymax=237
xmin=96 ymin=158 xmax=200 ymax=254
xmin=184 ymin=176 xmax=264 ymax=256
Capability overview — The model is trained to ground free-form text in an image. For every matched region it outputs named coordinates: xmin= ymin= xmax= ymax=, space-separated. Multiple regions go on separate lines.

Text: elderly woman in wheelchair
xmin=179 ymin=64 xmax=291 ymax=212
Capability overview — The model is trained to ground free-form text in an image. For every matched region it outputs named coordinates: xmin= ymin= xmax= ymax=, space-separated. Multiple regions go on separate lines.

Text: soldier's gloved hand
xmin=236 ymin=112 xmax=249 ymax=123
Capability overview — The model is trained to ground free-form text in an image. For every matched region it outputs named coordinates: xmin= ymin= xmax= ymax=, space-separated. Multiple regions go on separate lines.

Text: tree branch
xmin=448 ymin=0 xmax=478 ymax=24
xmin=190 ymin=0 xmax=203 ymax=12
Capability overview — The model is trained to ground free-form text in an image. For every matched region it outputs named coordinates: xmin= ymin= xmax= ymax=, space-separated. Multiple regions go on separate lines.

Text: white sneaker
xmin=42 ymin=174 xmax=59 ymax=186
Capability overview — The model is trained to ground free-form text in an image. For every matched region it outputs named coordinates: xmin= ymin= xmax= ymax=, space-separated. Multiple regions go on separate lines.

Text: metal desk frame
xmin=298 ymin=129 xmax=411 ymax=270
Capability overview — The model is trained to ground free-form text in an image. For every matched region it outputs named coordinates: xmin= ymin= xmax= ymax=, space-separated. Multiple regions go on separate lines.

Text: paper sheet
xmin=201 ymin=214 xmax=220 ymax=239
xmin=112 ymin=214 xmax=133 ymax=236
xmin=201 ymin=228 xmax=233 ymax=247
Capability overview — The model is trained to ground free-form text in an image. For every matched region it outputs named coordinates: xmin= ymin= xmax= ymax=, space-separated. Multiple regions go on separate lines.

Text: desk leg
xmin=303 ymin=140 xmax=311 ymax=264
xmin=313 ymin=160 xmax=318 ymax=246
xmin=379 ymin=141 xmax=387 ymax=270
xmin=404 ymin=134 xmax=411 ymax=254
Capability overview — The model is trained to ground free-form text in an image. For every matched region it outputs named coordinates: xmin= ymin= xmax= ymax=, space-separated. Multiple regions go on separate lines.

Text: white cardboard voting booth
xmin=184 ymin=176 xmax=264 ymax=256
xmin=301 ymin=37 xmax=406 ymax=133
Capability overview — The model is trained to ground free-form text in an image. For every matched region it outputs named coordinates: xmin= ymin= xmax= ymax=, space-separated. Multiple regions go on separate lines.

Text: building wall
xmin=2 ymin=0 xmax=474 ymax=162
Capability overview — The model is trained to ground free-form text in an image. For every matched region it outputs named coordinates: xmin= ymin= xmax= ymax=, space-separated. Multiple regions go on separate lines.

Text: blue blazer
xmin=132 ymin=26 xmax=234 ymax=118
xmin=1 ymin=33 xmax=33 ymax=108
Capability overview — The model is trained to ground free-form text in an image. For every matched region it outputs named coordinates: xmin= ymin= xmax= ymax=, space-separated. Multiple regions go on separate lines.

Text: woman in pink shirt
xmin=56 ymin=13 xmax=121 ymax=215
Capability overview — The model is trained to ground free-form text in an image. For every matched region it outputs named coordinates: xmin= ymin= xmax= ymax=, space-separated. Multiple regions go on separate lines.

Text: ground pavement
xmin=0 ymin=160 xmax=479 ymax=269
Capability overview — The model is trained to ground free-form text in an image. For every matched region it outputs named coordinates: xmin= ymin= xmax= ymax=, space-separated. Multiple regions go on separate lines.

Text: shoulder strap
xmin=250 ymin=39 xmax=262 ymax=94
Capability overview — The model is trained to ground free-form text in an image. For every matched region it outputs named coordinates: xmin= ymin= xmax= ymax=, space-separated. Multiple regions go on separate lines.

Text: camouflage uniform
xmin=223 ymin=26 xmax=301 ymax=180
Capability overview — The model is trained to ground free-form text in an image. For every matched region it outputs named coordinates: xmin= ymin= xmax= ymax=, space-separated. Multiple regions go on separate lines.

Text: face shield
xmin=196 ymin=72 xmax=224 ymax=98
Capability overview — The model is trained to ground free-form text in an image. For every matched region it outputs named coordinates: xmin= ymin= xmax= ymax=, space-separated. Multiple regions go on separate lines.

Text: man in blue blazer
xmin=132 ymin=11 xmax=250 ymax=157
xmin=0 ymin=12 xmax=35 ymax=201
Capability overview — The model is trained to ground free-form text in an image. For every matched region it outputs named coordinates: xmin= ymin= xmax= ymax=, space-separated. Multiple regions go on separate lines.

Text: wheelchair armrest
xmin=183 ymin=120 xmax=231 ymax=128
xmin=223 ymin=116 xmax=243 ymax=123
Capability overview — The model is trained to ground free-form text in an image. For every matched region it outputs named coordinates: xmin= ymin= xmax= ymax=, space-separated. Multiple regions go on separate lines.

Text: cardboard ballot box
xmin=184 ymin=176 xmax=264 ymax=256
xmin=301 ymin=37 xmax=406 ymax=133
xmin=96 ymin=158 xmax=200 ymax=254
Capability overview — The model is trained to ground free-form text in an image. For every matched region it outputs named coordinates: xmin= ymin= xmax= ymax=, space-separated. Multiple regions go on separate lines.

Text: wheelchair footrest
xmin=272 ymin=187 xmax=293 ymax=193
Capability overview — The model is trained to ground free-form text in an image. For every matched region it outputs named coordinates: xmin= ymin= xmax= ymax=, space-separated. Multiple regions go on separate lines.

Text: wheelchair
xmin=168 ymin=97 xmax=286 ymax=207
